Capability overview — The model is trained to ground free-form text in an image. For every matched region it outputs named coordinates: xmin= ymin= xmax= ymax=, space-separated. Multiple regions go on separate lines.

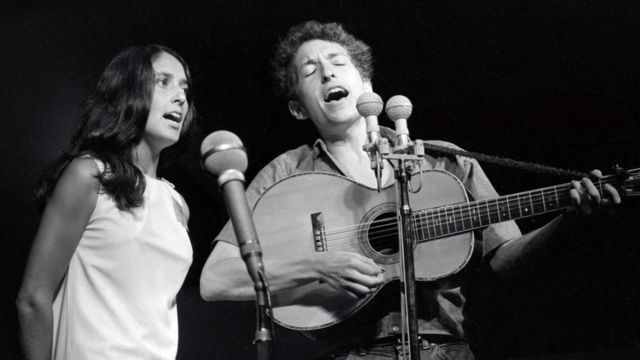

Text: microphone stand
xmin=201 ymin=131 xmax=275 ymax=360
xmin=219 ymin=174 xmax=276 ymax=360
xmin=367 ymin=139 xmax=425 ymax=360
xmin=253 ymin=270 xmax=275 ymax=360
xmin=395 ymin=157 xmax=420 ymax=360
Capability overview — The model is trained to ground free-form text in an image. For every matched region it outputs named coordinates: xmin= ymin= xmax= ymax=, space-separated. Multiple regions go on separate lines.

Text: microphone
xmin=385 ymin=95 xmax=413 ymax=151
xmin=201 ymin=131 xmax=275 ymax=359
xmin=357 ymin=92 xmax=386 ymax=191
xmin=357 ymin=92 xmax=384 ymax=148
xmin=200 ymin=130 xmax=262 ymax=283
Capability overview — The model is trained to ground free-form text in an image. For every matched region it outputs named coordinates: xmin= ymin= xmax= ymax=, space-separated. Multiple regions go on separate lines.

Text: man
xmin=200 ymin=21 xmax=620 ymax=359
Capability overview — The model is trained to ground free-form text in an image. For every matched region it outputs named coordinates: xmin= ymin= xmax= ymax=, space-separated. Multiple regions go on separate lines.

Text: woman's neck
xmin=132 ymin=142 xmax=161 ymax=178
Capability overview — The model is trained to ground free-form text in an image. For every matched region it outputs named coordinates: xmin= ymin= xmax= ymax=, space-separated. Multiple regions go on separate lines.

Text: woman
xmin=16 ymin=45 xmax=197 ymax=360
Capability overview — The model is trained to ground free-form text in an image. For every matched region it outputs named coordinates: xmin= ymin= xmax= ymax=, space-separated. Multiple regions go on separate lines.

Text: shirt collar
xmin=312 ymin=125 xmax=398 ymax=160
xmin=312 ymin=138 xmax=328 ymax=159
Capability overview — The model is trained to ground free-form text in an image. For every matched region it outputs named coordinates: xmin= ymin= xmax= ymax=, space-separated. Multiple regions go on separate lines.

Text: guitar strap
xmin=418 ymin=141 xmax=590 ymax=179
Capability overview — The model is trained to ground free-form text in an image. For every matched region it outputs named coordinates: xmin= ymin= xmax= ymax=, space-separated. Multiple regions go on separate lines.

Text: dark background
xmin=2 ymin=1 xmax=639 ymax=359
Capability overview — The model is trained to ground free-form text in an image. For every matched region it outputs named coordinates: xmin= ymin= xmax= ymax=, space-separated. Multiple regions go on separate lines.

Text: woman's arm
xmin=16 ymin=158 xmax=100 ymax=360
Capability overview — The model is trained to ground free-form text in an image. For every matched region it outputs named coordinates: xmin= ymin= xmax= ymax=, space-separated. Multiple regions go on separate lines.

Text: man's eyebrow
xmin=300 ymin=52 xmax=347 ymax=67
xmin=326 ymin=52 xmax=347 ymax=60
xmin=301 ymin=58 xmax=317 ymax=66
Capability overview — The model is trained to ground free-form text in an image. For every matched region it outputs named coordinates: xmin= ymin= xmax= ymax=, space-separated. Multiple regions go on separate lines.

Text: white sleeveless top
xmin=52 ymin=159 xmax=193 ymax=360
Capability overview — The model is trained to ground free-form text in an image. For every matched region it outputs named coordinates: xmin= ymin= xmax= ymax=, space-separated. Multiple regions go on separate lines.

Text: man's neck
xmin=320 ymin=118 xmax=391 ymax=188
xmin=321 ymin=118 xmax=369 ymax=164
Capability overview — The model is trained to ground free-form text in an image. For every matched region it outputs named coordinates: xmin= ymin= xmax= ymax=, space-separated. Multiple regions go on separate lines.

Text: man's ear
xmin=288 ymin=100 xmax=309 ymax=120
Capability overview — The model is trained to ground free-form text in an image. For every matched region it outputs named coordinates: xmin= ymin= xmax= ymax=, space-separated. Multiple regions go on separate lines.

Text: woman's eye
xmin=155 ymin=78 xmax=168 ymax=87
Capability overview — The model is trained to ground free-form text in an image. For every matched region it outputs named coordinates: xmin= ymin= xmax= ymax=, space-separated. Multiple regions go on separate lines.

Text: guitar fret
xmin=457 ymin=203 xmax=467 ymax=232
xmin=489 ymin=199 xmax=500 ymax=223
xmin=418 ymin=211 xmax=425 ymax=240
xmin=451 ymin=206 xmax=457 ymax=233
xmin=424 ymin=210 xmax=432 ymax=239
xmin=474 ymin=202 xmax=481 ymax=227
xmin=412 ymin=212 xmax=420 ymax=240
xmin=464 ymin=203 xmax=472 ymax=230
xmin=422 ymin=211 xmax=431 ymax=239
xmin=438 ymin=207 xmax=447 ymax=236
xmin=429 ymin=209 xmax=437 ymax=238
xmin=541 ymin=189 xmax=547 ymax=212
xmin=445 ymin=206 xmax=454 ymax=235
xmin=481 ymin=200 xmax=490 ymax=225
xmin=411 ymin=217 xmax=418 ymax=242
xmin=443 ymin=207 xmax=450 ymax=235
xmin=515 ymin=194 xmax=523 ymax=218
xmin=545 ymin=188 xmax=558 ymax=210
xmin=499 ymin=198 xmax=510 ymax=220
xmin=531 ymin=189 xmax=545 ymax=214
xmin=444 ymin=207 xmax=450 ymax=235
xmin=519 ymin=192 xmax=532 ymax=217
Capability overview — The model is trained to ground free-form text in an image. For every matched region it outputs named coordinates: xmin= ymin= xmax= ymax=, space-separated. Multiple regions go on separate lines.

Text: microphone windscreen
xmin=200 ymin=130 xmax=248 ymax=176
xmin=385 ymin=95 xmax=413 ymax=121
xmin=356 ymin=92 xmax=384 ymax=117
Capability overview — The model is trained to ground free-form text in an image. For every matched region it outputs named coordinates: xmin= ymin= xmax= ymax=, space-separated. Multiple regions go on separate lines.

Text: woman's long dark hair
xmin=35 ymin=45 xmax=197 ymax=212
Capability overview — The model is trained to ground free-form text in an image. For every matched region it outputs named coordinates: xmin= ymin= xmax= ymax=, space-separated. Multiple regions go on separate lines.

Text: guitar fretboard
xmin=412 ymin=178 xmax=605 ymax=241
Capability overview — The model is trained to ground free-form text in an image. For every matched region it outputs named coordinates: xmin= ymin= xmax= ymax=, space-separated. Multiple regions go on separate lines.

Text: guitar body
xmin=251 ymin=170 xmax=474 ymax=331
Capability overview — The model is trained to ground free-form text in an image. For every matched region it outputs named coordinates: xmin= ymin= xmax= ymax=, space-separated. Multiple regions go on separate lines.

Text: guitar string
xmin=319 ymin=190 xmax=576 ymax=251
xmin=309 ymin=168 xmax=636 ymax=251
xmin=321 ymin=183 xmax=576 ymax=239
xmin=318 ymin=178 xmax=595 ymax=238
xmin=321 ymin=196 xmax=573 ymax=252
xmin=321 ymin=170 xmax=630 ymax=241
xmin=324 ymin=191 xmax=573 ymax=243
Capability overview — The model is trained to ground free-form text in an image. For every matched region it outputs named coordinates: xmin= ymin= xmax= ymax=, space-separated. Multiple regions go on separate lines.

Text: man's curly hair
xmin=272 ymin=21 xmax=373 ymax=100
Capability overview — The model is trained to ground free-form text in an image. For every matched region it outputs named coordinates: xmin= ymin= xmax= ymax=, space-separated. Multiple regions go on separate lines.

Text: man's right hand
xmin=312 ymin=251 xmax=385 ymax=298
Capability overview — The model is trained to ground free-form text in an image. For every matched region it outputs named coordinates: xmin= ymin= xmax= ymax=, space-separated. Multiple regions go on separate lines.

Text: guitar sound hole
xmin=368 ymin=212 xmax=399 ymax=255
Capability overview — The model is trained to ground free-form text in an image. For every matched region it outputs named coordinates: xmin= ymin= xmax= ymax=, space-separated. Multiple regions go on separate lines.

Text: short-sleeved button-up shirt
xmin=215 ymin=128 xmax=521 ymax=346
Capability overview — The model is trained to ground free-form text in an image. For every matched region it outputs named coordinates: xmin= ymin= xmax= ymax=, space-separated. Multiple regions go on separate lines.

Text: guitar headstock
xmin=612 ymin=166 xmax=640 ymax=198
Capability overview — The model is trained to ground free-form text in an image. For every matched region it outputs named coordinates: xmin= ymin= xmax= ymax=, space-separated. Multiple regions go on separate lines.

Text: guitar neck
xmin=413 ymin=175 xmax=613 ymax=241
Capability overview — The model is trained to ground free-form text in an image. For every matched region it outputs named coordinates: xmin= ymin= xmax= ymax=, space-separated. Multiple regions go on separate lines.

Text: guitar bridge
xmin=311 ymin=212 xmax=327 ymax=252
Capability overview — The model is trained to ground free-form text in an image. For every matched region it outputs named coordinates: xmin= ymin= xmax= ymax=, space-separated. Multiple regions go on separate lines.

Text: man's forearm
xmin=489 ymin=214 xmax=573 ymax=280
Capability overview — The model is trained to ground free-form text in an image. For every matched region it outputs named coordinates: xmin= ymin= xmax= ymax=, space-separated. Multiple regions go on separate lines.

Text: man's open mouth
xmin=324 ymin=87 xmax=349 ymax=102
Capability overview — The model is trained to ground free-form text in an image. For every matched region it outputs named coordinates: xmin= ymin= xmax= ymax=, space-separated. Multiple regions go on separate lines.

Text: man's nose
xmin=320 ymin=63 xmax=336 ymax=84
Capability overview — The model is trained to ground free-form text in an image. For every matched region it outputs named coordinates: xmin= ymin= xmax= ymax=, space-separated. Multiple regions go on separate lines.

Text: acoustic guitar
xmin=250 ymin=168 xmax=639 ymax=331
